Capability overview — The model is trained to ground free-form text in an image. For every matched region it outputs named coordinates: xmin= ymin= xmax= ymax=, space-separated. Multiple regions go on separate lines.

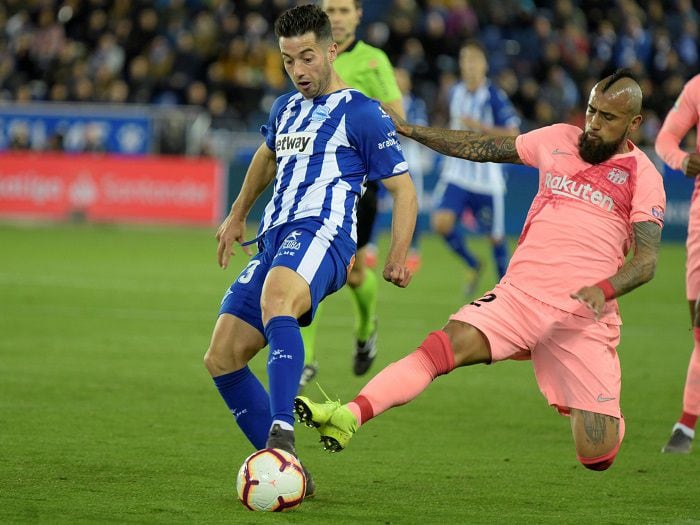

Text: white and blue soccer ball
xmin=236 ymin=448 xmax=306 ymax=512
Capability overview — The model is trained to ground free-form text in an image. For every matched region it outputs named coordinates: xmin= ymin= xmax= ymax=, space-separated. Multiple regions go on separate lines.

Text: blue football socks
xmin=493 ymin=241 xmax=508 ymax=278
xmin=444 ymin=228 xmax=479 ymax=269
xmin=265 ymin=316 xmax=305 ymax=428
xmin=213 ymin=367 xmax=271 ymax=450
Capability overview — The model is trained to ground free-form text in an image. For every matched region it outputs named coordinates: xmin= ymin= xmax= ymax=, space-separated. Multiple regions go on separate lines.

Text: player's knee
xmin=577 ymin=441 xmax=620 ymax=472
xmin=346 ymin=265 xmax=363 ymax=287
xmin=584 ymin=458 xmax=614 ymax=471
xmin=442 ymin=320 xmax=491 ymax=366
xmin=571 ymin=410 xmax=624 ymax=471
xmin=433 ymin=223 xmax=449 ymax=236
xmin=578 ymin=451 xmax=617 ymax=471
xmin=203 ymin=347 xmax=221 ymax=375
xmin=430 ymin=211 xmax=450 ymax=233
xmin=204 ymin=344 xmax=243 ymax=376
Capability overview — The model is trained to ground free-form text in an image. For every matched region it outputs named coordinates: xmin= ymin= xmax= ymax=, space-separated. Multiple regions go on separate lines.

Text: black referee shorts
xmin=356 ymin=181 xmax=379 ymax=250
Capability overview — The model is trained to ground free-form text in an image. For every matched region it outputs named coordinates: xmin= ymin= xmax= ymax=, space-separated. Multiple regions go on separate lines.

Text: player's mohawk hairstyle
xmin=601 ymin=68 xmax=639 ymax=92
xmin=274 ymin=4 xmax=332 ymax=43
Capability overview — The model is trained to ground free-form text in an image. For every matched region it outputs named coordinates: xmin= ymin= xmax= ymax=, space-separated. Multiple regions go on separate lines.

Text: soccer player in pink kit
xmin=655 ymin=73 xmax=700 ymax=454
xmin=296 ymin=69 xmax=665 ymax=471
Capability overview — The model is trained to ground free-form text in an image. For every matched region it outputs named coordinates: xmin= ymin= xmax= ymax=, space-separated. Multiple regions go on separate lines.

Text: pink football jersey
xmin=655 ymin=73 xmax=700 ymax=171
xmin=506 ymin=123 xmax=665 ymax=324
xmin=655 ymin=74 xmax=700 ymax=300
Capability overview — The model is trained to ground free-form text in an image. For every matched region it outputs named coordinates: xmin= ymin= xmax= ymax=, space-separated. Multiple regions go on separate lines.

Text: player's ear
xmin=629 ymin=113 xmax=642 ymax=133
xmin=328 ymin=41 xmax=338 ymax=62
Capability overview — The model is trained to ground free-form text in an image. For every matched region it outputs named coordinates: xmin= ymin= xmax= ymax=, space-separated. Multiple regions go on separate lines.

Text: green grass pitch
xmin=1 ymin=222 xmax=699 ymax=524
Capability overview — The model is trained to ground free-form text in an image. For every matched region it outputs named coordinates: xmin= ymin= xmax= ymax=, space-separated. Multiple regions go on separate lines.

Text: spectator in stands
xmin=0 ymin=0 xmax=698 ymax=152
xmin=126 ymin=55 xmax=155 ymax=104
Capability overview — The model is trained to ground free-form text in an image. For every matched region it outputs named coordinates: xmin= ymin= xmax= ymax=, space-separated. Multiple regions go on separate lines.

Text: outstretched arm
xmin=381 ymin=103 xmax=523 ymax=164
xmin=460 ymin=117 xmax=519 ymax=137
xmin=216 ymin=143 xmax=277 ymax=268
xmin=571 ymin=221 xmax=662 ymax=317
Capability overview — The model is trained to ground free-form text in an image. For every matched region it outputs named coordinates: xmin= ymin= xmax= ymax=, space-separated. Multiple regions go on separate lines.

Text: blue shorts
xmin=219 ymin=219 xmax=356 ymax=336
xmin=434 ymin=181 xmax=504 ymax=238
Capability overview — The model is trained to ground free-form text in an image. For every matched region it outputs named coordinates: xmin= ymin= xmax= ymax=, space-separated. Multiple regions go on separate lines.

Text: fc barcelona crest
xmin=607 ymin=168 xmax=628 ymax=185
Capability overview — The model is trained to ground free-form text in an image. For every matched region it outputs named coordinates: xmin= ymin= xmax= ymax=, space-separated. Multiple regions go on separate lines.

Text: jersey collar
xmin=341 ymin=39 xmax=360 ymax=55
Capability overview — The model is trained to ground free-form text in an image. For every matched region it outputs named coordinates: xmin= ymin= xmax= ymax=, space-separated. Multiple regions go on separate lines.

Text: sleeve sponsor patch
xmin=651 ymin=206 xmax=665 ymax=221
xmin=377 ymin=130 xmax=401 ymax=150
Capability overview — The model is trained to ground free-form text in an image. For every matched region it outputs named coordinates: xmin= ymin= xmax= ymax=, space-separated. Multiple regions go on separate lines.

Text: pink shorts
xmin=686 ymin=188 xmax=700 ymax=300
xmin=450 ymin=283 xmax=622 ymax=418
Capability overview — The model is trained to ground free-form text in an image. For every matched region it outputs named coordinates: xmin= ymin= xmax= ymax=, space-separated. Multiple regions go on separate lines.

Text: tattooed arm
xmin=608 ymin=221 xmax=662 ymax=295
xmin=571 ymin=221 xmax=662 ymax=317
xmin=382 ymin=103 xmax=523 ymax=164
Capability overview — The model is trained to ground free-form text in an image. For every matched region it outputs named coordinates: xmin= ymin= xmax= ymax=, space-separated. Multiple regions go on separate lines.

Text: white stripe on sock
xmin=673 ymin=422 xmax=695 ymax=439
xmin=272 ymin=420 xmax=294 ymax=432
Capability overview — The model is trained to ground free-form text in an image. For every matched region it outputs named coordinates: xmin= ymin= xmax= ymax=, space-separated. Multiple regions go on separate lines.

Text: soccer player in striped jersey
xmin=203 ymin=4 xmax=417 ymax=496
xmin=655 ymin=73 xmax=700 ymax=454
xmin=432 ymin=40 xmax=520 ymax=297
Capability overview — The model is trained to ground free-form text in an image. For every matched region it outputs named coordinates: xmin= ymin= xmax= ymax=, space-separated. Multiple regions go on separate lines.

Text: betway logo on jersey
xmin=544 ymin=173 xmax=614 ymax=212
xmin=276 ymin=132 xmax=315 ymax=157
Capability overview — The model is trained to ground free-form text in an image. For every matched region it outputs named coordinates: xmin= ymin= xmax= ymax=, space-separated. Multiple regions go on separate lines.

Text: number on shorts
xmin=469 ymin=293 xmax=496 ymax=307
xmin=237 ymin=260 xmax=261 ymax=284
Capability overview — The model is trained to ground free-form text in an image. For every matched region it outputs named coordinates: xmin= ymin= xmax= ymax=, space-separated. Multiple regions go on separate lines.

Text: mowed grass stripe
xmin=0 ymin=223 xmax=698 ymax=524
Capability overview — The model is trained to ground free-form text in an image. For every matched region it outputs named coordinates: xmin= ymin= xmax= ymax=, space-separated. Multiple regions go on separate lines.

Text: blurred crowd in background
xmin=0 ymin=0 xmax=698 ymax=152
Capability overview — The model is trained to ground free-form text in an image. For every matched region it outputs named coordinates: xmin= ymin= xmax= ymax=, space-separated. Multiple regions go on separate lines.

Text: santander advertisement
xmin=0 ymin=152 xmax=225 ymax=225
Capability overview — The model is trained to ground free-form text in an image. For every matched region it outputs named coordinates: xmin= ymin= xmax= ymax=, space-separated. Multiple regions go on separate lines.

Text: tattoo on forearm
xmin=406 ymin=125 xmax=521 ymax=164
xmin=609 ymin=221 xmax=661 ymax=297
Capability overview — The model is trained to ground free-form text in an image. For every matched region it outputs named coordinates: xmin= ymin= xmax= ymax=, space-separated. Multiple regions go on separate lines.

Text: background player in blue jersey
xmin=395 ymin=67 xmax=433 ymax=271
xmin=202 ymin=4 xmax=417 ymax=497
xmin=431 ymin=40 xmax=520 ymax=296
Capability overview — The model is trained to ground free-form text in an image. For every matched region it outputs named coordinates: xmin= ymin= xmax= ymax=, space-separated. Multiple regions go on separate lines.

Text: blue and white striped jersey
xmin=441 ymin=80 xmax=520 ymax=196
xmin=259 ymin=88 xmax=408 ymax=243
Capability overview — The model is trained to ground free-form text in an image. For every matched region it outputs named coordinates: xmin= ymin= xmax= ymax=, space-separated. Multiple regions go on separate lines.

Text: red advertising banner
xmin=0 ymin=152 xmax=225 ymax=225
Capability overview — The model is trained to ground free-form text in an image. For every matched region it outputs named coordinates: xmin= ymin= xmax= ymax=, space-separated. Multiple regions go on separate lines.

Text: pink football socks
xmin=347 ymin=331 xmax=455 ymax=426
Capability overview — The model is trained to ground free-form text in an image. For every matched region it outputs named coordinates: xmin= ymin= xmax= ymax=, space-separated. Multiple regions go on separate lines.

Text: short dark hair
xmin=322 ymin=0 xmax=363 ymax=8
xmin=275 ymin=4 xmax=332 ymax=43
xmin=601 ymin=68 xmax=638 ymax=92
xmin=460 ymin=39 xmax=486 ymax=55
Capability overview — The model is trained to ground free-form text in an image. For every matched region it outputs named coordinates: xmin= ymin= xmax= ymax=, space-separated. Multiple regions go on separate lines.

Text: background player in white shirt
xmin=432 ymin=41 xmax=520 ymax=295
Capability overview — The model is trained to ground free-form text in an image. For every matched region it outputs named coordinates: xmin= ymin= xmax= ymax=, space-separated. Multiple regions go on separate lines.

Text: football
xmin=236 ymin=448 xmax=306 ymax=512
